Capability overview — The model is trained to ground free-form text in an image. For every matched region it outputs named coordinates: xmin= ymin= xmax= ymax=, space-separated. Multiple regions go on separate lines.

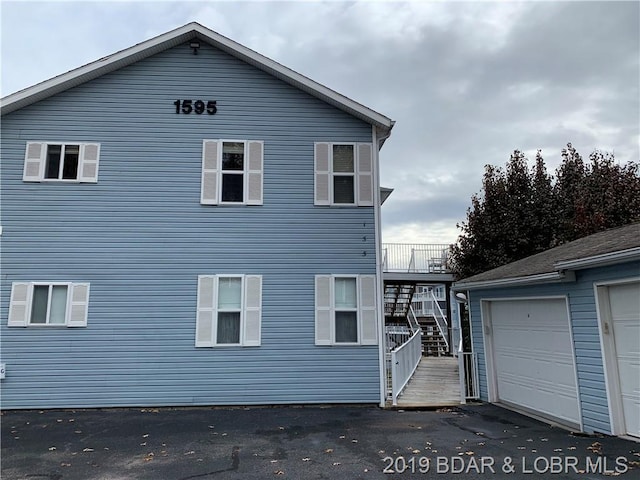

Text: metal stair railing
xmin=430 ymin=291 xmax=449 ymax=352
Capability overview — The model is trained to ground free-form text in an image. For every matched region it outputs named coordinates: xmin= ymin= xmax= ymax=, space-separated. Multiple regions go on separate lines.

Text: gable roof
xmin=1 ymin=22 xmax=394 ymax=141
xmin=454 ymin=222 xmax=640 ymax=290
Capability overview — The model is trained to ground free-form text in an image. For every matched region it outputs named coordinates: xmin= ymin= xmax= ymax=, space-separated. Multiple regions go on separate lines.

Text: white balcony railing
xmin=382 ymin=243 xmax=451 ymax=273
xmin=391 ymin=327 xmax=422 ymax=406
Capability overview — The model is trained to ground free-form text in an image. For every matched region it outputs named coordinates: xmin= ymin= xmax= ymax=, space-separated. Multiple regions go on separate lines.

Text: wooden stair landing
xmin=395 ymin=356 xmax=461 ymax=408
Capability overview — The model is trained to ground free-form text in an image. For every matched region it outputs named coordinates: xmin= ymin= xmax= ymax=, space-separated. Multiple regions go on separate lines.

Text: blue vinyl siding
xmin=0 ymin=43 xmax=381 ymax=408
xmin=467 ymin=261 xmax=640 ymax=434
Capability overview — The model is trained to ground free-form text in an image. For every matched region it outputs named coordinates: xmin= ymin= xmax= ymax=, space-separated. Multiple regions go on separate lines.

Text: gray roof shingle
xmin=456 ymin=222 xmax=640 ymax=286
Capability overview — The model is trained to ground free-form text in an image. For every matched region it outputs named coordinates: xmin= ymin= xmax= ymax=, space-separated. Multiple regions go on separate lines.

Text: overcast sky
xmin=2 ymin=1 xmax=638 ymax=244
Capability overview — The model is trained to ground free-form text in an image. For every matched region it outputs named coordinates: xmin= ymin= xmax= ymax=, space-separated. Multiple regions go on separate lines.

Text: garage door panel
xmin=489 ymin=299 xmax=580 ymax=426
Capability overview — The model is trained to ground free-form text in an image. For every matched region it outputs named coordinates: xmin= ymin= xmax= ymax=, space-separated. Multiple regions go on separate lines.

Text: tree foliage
xmin=449 ymin=143 xmax=640 ymax=279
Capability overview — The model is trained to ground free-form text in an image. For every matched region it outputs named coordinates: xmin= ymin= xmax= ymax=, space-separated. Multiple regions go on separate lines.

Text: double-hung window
xmin=201 ymin=140 xmax=263 ymax=205
xmin=8 ymin=282 xmax=90 ymax=327
xmin=315 ymin=275 xmax=377 ymax=345
xmin=23 ymin=142 xmax=100 ymax=182
xmin=314 ymin=142 xmax=373 ymax=206
xmin=196 ymin=275 xmax=262 ymax=347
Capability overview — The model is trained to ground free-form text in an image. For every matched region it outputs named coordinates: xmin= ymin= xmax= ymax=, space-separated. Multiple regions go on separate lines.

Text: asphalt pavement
xmin=1 ymin=403 xmax=638 ymax=479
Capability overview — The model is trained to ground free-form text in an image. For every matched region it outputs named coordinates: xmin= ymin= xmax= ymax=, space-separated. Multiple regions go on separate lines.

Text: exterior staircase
xmin=418 ymin=316 xmax=448 ymax=356
xmin=384 ymin=282 xmax=416 ymax=321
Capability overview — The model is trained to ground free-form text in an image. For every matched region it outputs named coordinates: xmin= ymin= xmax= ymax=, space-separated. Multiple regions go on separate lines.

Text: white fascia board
xmin=554 ymin=247 xmax=640 ymax=271
xmin=1 ymin=22 xmax=395 ymax=137
xmin=452 ymin=271 xmax=575 ymax=291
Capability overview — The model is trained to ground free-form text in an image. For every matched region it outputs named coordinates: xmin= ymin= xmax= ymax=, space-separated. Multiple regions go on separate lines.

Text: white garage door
xmin=609 ymin=283 xmax=640 ymax=438
xmin=488 ymin=298 xmax=580 ymax=426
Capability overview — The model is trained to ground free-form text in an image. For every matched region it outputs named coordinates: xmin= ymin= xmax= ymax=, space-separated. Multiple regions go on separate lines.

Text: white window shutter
xmin=358 ymin=275 xmax=378 ymax=345
xmin=246 ymin=141 xmax=263 ymax=205
xmin=315 ymin=275 xmax=333 ymax=345
xmin=243 ymin=275 xmax=262 ymax=346
xmin=23 ymin=142 xmax=45 ymax=182
xmin=8 ymin=282 xmax=31 ymax=327
xmin=201 ymin=140 xmax=219 ymax=205
xmin=314 ymin=143 xmax=330 ymax=205
xmin=68 ymin=283 xmax=90 ymax=327
xmin=196 ymin=275 xmax=216 ymax=347
xmin=357 ymin=143 xmax=374 ymax=206
xmin=79 ymin=143 xmax=100 ymax=183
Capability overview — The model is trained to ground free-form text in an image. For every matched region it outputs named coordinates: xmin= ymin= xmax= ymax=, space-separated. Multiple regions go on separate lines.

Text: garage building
xmin=455 ymin=223 xmax=639 ymax=439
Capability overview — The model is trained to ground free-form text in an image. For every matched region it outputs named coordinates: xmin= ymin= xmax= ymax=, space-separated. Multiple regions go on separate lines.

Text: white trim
xmin=219 ymin=140 xmax=247 ymax=205
xmin=330 ymin=143 xmax=357 ymax=206
xmin=565 ymin=295 xmax=584 ymax=432
xmin=333 ymin=275 xmax=359 ymax=345
xmin=1 ymin=22 xmax=394 ymax=136
xmin=214 ymin=274 xmax=245 ymax=346
xmin=454 ymin=271 xmax=574 ymax=291
xmin=555 ymin=248 xmax=640 ymax=270
xmin=373 ymin=126 xmax=387 ymax=406
xmin=594 ymin=277 xmax=640 ymax=437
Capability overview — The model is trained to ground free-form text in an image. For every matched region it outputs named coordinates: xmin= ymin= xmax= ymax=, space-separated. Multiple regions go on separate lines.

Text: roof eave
xmin=1 ymin=22 xmax=395 ymax=134
xmin=453 ymin=270 xmax=575 ymax=291
xmin=554 ymin=247 xmax=640 ymax=271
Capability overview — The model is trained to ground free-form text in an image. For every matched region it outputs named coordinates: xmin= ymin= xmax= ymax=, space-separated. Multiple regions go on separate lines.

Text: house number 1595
xmin=174 ymin=100 xmax=217 ymax=115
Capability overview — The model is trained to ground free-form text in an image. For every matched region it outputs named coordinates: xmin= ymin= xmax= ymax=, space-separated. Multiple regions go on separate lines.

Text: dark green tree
xmin=450 ymin=144 xmax=640 ymax=279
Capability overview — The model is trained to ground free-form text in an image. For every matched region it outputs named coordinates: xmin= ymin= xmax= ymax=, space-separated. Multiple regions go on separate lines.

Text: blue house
xmin=0 ymin=23 xmax=395 ymax=409
xmin=454 ymin=223 xmax=640 ymax=438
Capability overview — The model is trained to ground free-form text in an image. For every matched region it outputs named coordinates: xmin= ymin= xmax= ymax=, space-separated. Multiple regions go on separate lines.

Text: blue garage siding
xmin=0 ymin=43 xmax=381 ymax=408
xmin=467 ymin=261 xmax=640 ymax=434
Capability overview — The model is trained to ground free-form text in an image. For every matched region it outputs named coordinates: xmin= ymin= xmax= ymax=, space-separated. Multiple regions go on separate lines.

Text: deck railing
xmin=382 ymin=243 xmax=452 ymax=273
xmin=391 ymin=328 xmax=422 ymax=406
xmin=458 ymin=344 xmax=480 ymax=403
xmin=389 ymin=306 xmax=422 ymax=405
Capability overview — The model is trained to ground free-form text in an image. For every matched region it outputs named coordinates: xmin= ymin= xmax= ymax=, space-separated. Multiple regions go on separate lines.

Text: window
xmin=8 ymin=282 xmax=90 ymax=327
xmin=315 ymin=275 xmax=377 ymax=345
xmin=201 ymin=140 xmax=263 ymax=205
xmin=196 ymin=275 xmax=262 ymax=347
xmin=332 ymin=145 xmax=355 ymax=204
xmin=334 ymin=277 xmax=358 ymax=342
xmin=314 ymin=142 xmax=373 ymax=206
xmin=23 ymin=142 xmax=100 ymax=182
xmin=433 ymin=285 xmax=446 ymax=300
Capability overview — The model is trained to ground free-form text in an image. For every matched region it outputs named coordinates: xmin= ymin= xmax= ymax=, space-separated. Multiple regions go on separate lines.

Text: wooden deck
xmin=395 ymin=356 xmax=461 ymax=408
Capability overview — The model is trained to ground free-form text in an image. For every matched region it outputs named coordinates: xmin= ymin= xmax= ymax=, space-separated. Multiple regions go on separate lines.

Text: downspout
xmin=374 ymin=124 xmax=392 ymax=407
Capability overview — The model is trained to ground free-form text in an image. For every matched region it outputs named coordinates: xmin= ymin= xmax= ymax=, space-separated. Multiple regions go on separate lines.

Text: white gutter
xmin=374 ymin=124 xmax=392 ymax=408
xmin=453 ymin=270 xmax=575 ymax=291
xmin=554 ymin=247 xmax=640 ymax=270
